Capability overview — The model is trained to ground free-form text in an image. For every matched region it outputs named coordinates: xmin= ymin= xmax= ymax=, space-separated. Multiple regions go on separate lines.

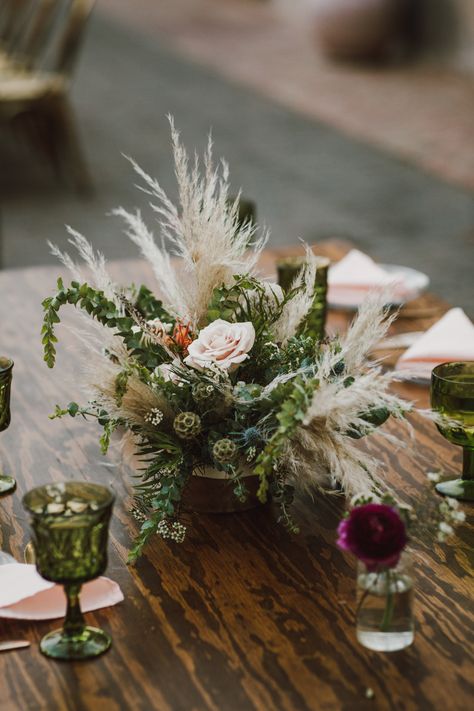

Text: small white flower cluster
xmin=144 ymin=408 xmax=164 ymax=426
xmin=437 ymin=497 xmax=466 ymax=541
xmin=246 ymin=445 xmax=257 ymax=462
xmin=131 ymin=507 xmax=147 ymax=522
xmin=264 ymin=341 xmax=280 ymax=361
xmin=426 ymin=471 xmax=441 ymax=483
xmin=205 ymin=362 xmax=231 ymax=383
xmin=157 ymin=519 xmax=186 ymax=543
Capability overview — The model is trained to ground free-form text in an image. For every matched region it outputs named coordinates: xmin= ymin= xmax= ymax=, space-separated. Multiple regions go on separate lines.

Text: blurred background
xmin=0 ymin=0 xmax=473 ymax=312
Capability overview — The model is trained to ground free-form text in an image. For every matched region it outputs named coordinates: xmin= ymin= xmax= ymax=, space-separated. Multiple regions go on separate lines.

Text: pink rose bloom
xmin=184 ymin=319 xmax=255 ymax=372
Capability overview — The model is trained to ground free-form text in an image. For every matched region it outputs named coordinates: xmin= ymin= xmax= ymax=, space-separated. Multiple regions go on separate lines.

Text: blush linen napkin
xmin=395 ymin=308 xmax=474 ymax=380
xmin=327 ymin=249 xmax=412 ymax=307
xmin=0 ymin=563 xmax=123 ymax=620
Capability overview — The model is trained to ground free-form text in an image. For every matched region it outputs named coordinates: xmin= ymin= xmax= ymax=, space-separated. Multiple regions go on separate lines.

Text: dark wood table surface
xmin=0 ymin=243 xmax=472 ymax=711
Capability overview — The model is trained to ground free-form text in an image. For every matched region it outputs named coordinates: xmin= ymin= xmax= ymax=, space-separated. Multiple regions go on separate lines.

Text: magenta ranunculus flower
xmin=337 ymin=503 xmax=407 ymax=571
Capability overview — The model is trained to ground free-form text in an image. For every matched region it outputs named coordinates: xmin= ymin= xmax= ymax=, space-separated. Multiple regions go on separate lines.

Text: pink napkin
xmin=396 ymin=308 xmax=474 ymax=379
xmin=0 ymin=564 xmax=123 ymax=620
xmin=328 ymin=249 xmax=410 ymax=306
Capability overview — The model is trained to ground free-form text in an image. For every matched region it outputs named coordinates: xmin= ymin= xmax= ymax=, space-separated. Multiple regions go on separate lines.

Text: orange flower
xmin=172 ymin=322 xmax=193 ymax=353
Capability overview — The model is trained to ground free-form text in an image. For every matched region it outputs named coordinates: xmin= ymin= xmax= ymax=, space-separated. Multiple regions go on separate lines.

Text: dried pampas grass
xmin=116 ymin=116 xmax=269 ymax=327
xmin=282 ymin=293 xmax=414 ymax=501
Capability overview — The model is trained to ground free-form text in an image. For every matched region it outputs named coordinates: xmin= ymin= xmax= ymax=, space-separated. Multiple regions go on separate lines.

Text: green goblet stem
xmin=435 ymin=449 xmax=474 ymax=500
xmin=463 ymin=448 xmax=474 ymax=480
xmin=64 ymin=584 xmax=85 ymax=639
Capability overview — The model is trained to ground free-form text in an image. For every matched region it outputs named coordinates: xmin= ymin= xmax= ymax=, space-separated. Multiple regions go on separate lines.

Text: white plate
xmin=327 ymin=264 xmax=430 ymax=311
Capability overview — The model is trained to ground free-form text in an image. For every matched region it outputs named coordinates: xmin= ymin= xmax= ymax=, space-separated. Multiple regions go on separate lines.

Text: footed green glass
xmin=0 ymin=357 xmax=16 ymax=496
xmin=431 ymin=361 xmax=474 ymax=501
xmin=23 ymin=482 xmax=115 ymax=660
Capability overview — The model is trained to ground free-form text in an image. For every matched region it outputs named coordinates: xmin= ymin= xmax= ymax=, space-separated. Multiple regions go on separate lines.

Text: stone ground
xmin=0 ymin=1 xmax=473 ymax=313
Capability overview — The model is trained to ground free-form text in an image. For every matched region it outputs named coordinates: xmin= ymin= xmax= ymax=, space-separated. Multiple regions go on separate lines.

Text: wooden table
xmin=0 ymin=244 xmax=472 ymax=711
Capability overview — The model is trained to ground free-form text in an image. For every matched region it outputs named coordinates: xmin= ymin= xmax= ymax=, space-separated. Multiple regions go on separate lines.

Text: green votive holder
xmin=23 ymin=482 xmax=115 ymax=660
xmin=0 ymin=357 xmax=16 ymax=496
xmin=277 ymin=255 xmax=330 ymax=342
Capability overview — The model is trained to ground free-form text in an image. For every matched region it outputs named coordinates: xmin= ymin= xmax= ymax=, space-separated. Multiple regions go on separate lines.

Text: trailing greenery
xmin=254 ymin=376 xmax=319 ymax=504
xmin=41 ymin=280 xmax=172 ymax=370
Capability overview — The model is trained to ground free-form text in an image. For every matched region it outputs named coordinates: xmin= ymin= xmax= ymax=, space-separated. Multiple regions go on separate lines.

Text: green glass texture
xmin=0 ymin=357 xmax=16 ymax=496
xmin=431 ymin=361 xmax=474 ymax=501
xmin=277 ymin=256 xmax=329 ymax=341
xmin=23 ymin=482 xmax=115 ymax=660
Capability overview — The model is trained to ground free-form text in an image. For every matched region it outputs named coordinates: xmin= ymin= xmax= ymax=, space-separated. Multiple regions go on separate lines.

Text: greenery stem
xmin=63 ymin=584 xmax=85 ymax=639
xmin=380 ymin=569 xmax=395 ymax=632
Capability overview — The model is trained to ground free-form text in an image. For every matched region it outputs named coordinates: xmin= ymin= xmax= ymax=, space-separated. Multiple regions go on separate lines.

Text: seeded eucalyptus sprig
xmin=41 ymin=279 xmax=171 ymax=370
xmin=50 ymin=401 xmax=123 ymax=454
xmin=42 ymin=279 xmax=119 ymax=368
xmin=254 ymin=376 xmax=319 ymax=505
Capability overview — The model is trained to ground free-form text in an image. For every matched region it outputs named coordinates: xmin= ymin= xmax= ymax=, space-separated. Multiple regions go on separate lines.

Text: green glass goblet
xmin=0 ymin=357 xmax=16 ymax=496
xmin=431 ymin=361 xmax=474 ymax=501
xmin=23 ymin=482 xmax=115 ymax=660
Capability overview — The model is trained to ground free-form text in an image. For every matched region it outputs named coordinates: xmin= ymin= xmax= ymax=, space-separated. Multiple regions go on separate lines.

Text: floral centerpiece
xmin=42 ymin=121 xmax=424 ymax=561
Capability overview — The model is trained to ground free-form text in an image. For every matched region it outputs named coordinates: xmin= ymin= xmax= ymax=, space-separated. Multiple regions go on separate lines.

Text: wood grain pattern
xmin=0 ymin=244 xmax=472 ymax=711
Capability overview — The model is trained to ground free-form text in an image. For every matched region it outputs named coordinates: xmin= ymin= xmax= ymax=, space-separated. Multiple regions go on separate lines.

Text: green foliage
xmin=42 ymin=279 xmax=118 ymax=368
xmin=129 ymin=468 xmax=190 ymax=562
xmin=258 ymin=334 xmax=318 ymax=383
xmin=99 ymin=418 xmax=121 ymax=455
xmin=49 ymin=401 xmax=123 ymax=455
xmin=134 ymin=284 xmax=172 ymax=322
xmin=41 ymin=280 xmax=170 ymax=370
xmin=346 ymin=406 xmax=391 ymax=440
xmin=270 ymin=478 xmax=299 ymax=534
xmin=128 ymin=436 xmax=187 ymax=561
xmin=114 ymin=370 xmax=130 ymax=406
xmin=207 ymin=275 xmax=268 ymax=325
xmin=253 ymin=376 xmax=319 ymax=503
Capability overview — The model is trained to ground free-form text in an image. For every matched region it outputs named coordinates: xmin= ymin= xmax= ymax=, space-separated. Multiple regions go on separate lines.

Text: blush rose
xmin=184 ymin=319 xmax=255 ymax=372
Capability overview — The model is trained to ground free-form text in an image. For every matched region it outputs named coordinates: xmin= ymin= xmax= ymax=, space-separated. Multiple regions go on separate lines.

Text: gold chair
xmin=0 ymin=0 xmax=95 ymax=192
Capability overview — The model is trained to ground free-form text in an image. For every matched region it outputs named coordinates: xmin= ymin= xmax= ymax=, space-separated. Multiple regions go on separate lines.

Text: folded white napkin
xmin=328 ymin=249 xmax=409 ymax=306
xmin=396 ymin=308 xmax=474 ymax=379
xmin=0 ymin=563 xmax=123 ymax=620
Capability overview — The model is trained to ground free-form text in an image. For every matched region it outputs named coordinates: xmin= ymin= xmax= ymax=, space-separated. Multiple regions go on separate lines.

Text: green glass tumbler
xmin=23 ymin=482 xmax=115 ymax=660
xmin=431 ymin=361 xmax=474 ymax=501
xmin=0 ymin=357 xmax=16 ymax=496
xmin=277 ymin=255 xmax=329 ymax=342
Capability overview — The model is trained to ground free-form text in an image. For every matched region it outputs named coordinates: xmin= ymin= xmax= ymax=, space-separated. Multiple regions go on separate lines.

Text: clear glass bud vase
xmin=356 ymin=551 xmax=414 ymax=652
